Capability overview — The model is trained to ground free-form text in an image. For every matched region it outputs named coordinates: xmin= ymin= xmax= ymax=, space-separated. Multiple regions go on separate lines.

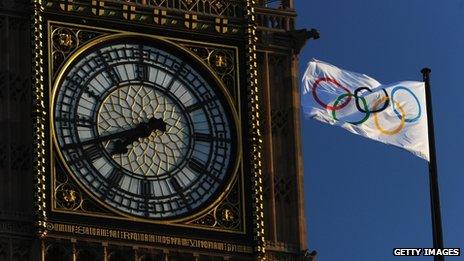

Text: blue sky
xmin=296 ymin=0 xmax=464 ymax=260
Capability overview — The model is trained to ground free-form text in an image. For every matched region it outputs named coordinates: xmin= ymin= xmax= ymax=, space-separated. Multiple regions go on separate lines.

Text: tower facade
xmin=0 ymin=0 xmax=313 ymax=260
xmin=0 ymin=0 xmax=36 ymax=260
xmin=256 ymin=1 xmax=314 ymax=260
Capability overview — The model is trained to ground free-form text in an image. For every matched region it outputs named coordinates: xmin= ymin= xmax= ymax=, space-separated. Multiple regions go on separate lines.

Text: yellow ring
xmin=373 ymin=97 xmax=406 ymax=135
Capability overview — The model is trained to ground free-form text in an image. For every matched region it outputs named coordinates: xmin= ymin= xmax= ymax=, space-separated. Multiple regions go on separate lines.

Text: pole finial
xmin=421 ymin=68 xmax=431 ymax=82
xmin=421 ymin=67 xmax=431 ymax=75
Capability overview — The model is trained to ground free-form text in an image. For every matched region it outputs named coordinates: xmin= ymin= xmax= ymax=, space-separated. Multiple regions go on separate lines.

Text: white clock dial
xmin=52 ymin=35 xmax=238 ymax=219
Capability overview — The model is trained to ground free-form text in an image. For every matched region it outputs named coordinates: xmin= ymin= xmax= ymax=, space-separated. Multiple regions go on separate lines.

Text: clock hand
xmin=109 ymin=117 xmax=167 ymax=156
xmin=62 ymin=128 xmax=138 ymax=150
xmin=63 ymin=117 xmax=167 ymax=151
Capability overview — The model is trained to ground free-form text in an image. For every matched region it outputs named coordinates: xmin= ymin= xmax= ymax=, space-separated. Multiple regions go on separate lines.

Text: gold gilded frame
xmin=33 ymin=0 xmax=48 ymax=236
xmin=49 ymin=30 xmax=244 ymax=231
xmin=245 ymin=0 xmax=266 ymax=258
xmin=34 ymin=0 xmax=266 ymax=257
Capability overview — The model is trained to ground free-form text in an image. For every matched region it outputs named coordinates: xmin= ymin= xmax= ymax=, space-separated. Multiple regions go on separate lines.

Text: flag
xmin=301 ymin=59 xmax=429 ymax=161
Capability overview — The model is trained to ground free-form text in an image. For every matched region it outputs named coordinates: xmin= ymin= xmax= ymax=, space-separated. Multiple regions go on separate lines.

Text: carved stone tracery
xmin=11 ymin=239 xmax=32 ymax=261
xmin=54 ymin=162 xmax=113 ymax=214
xmin=270 ymin=108 xmax=290 ymax=135
xmin=0 ymin=5 xmax=35 ymax=261
xmin=189 ymin=176 xmax=243 ymax=231
xmin=44 ymin=242 xmax=71 ymax=260
xmin=44 ymin=0 xmax=244 ymax=36
xmin=183 ymin=44 xmax=238 ymax=104
xmin=273 ymin=172 xmax=293 ymax=203
xmin=10 ymin=144 xmax=31 ymax=171
xmin=0 ymin=144 xmax=6 ymax=169
xmin=0 ymin=238 xmax=8 ymax=260
xmin=50 ymin=26 xmax=105 ymax=77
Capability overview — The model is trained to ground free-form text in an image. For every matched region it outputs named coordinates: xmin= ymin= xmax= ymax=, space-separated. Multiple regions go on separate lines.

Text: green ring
xmin=331 ymin=93 xmax=370 ymax=125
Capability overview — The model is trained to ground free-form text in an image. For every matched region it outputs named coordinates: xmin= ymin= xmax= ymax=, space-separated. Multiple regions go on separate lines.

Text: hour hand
xmin=108 ymin=139 xmax=129 ymax=156
xmin=108 ymin=117 xmax=167 ymax=156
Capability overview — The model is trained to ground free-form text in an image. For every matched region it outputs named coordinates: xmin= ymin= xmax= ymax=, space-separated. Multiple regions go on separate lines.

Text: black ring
xmin=354 ymin=87 xmax=390 ymax=113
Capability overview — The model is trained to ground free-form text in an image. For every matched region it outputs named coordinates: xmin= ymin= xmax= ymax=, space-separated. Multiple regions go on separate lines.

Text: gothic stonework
xmin=0 ymin=0 xmax=313 ymax=260
xmin=50 ymin=25 xmax=106 ymax=76
xmin=256 ymin=0 xmax=316 ymax=259
xmin=0 ymin=3 xmax=35 ymax=261
xmin=44 ymin=0 xmax=245 ymax=36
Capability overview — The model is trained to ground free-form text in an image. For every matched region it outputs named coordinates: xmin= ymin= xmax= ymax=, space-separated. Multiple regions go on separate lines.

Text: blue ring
xmin=391 ymin=86 xmax=421 ymax=123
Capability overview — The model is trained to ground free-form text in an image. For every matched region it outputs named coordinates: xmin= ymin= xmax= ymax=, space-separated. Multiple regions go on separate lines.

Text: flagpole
xmin=421 ymin=68 xmax=444 ymax=261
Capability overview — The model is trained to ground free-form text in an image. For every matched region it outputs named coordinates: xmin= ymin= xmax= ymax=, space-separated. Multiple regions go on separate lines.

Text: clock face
xmin=52 ymin=35 xmax=239 ymax=220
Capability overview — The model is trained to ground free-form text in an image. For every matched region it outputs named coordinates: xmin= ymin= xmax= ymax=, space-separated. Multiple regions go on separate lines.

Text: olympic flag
xmin=301 ymin=59 xmax=429 ymax=161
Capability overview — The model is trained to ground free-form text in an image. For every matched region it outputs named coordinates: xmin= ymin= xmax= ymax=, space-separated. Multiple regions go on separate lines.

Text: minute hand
xmin=63 ymin=117 xmax=167 ymax=150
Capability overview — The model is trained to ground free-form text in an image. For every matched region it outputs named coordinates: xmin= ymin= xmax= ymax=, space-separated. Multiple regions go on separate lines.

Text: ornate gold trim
xmin=44 ymin=0 xmax=244 ymax=36
xmin=33 ymin=0 xmax=48 ymax=237
xmin=45 ymin=221 xmax=255 ymax=255
xmin=49 ymin=25 xmax=107 ymax=78
xmin=49 ymin=33 xmax=244 ymax=232
xmin=246 ymin=0 xmax=266 ymax=258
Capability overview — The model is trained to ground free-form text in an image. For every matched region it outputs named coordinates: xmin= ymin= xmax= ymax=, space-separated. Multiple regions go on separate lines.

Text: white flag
xmin=301 ymin=59 xmax=429 ymax=161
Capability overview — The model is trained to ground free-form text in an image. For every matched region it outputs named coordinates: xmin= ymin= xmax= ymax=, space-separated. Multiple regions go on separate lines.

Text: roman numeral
xmin=133 ymin=44 xmax=149 ymax=82
xmin=106 ymin=169 xmax=124 ymax=188
xmin=194 ymin=133 xmax=231 ymax=143
xmin=83 ymin=87 xmax=101 ymax=101
xmin=169 ymin=177 xmax=182 ymax=192
xmin=169 ymin=177 xmax=192 ymax=211
xmin=188 ymin=158 xmax=205 ymax=173
xmin=140 ymin=180 xmax=152 ymax=197
xmin=188 ymin=158 xmax=221 ymax=184
xmin=56 ymin=115 xmax=95 ymax=128
xmin=96 ymin=50 xmax=114 ymax=64
xmin=185 ymin=98 xmax=215 ymax=113
xmin=105 ymin=68 xmax=121 ymax=86
xmin=68 ymin=152 xmax=84 ymax=167
xmin=135 ymin=63 xmax=148 ymax=81
xmin=107 ymin=47 xmax=127 ymax=62
xmin=194 ymin=133 xmax=213 ymax=142
xmin=76 ymin=115 xmax=94 ymax=128
xmin=100 ymin=169 xmax=124 ymax=201
xmin=163 ymin=61 xmax=186 ymax=90
xmin=95 ymin=50 xmax=121 ymax=85
xmin=83 ymin=144 xmax=103 ymax=162
xmin=66 ymin=75 xmax=85 ymax=91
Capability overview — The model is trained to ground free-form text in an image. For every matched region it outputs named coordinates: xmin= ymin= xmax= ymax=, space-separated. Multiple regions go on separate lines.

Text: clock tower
xmin=0 ymin=0 xmax=316 ymax=260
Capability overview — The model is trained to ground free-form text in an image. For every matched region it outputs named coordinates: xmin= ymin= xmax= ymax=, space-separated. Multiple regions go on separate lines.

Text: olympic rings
xmin=332 ymin=93 xmax=370 ymax=125
xmin=373 ymin=97 xmax=406 ymax=135
xmin=391 ymin=86 xmax=422 ymax=123
xmin=310 ymin=77 xmax=423 ymax=136
xmin=312 ymin=77 xmax=352 ymax=110
xmin=354 ymin=87 xmax=390 ymax=113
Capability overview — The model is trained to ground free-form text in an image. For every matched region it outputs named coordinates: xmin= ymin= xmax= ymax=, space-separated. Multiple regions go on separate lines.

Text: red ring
xmin=311 ymin=77 xmax=352 ymax=110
